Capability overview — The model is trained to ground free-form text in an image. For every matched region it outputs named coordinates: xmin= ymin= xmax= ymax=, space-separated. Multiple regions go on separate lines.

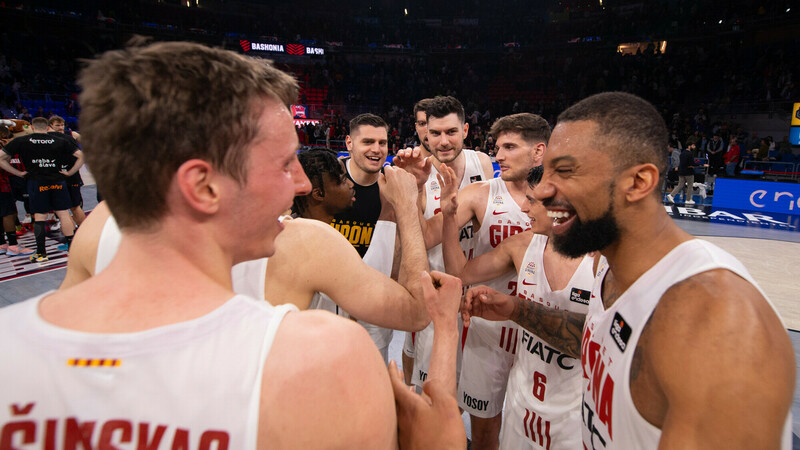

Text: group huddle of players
xmin=0 ymin=40 xmax=793 ymax=450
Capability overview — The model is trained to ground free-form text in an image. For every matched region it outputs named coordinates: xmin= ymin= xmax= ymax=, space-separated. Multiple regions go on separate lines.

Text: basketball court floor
xmin=2 ymin=183 xmax=799 ymax=447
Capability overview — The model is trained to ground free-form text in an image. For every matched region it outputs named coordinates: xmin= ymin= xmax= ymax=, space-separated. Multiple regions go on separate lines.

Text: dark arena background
xmin=1 ymin=0 xmax=799 ymax=445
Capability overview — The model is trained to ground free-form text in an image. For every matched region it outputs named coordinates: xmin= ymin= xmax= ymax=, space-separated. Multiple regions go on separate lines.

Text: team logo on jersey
xmin=609 ymin=312 xmax=632 ymax=352
xmin=569 ymin=287 xmax=591 ymax=305
xmin=492 ymin=195 xmax=504 ymax=206
xmin=524 ymin=261 xmax=536 ymax=277
xmin=469 ymin=175 xmax=482 ymax=183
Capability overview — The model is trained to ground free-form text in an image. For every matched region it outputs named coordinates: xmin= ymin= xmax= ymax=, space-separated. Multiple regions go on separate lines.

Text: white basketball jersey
xmin=412 ymin=149 xmax=485 ymax=387
xmin=0 ymin=293 xmax=296 ymax=449
xmin=582 ymin=239 xmax=791 ymax=450
xmin=423 ymin=149 xmax=485 ymax=271
xmin=465 ymin=177 xmax=531 ymax=343
xmin=501 ymin=234 xmax=593 ymax=450
xmin=96 ymin=215 xmax=268 ymax=301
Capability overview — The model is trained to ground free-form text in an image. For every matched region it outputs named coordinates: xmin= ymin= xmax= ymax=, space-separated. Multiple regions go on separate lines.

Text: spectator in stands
xmin=706 ymin=132 xmax=725 ymax=182
xmin=757 ymin=138 xmax=769 ymax=160
xmin=724 ymin=136 xmax=740 ymax=177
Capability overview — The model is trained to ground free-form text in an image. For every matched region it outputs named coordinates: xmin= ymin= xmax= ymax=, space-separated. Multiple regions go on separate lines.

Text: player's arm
xmin=259 ymin=310 xmax=397 ymax=449
xmin=388 ymin=271 xmax=466 ymax=449
xmin=476 ymin=151 xmax=495 ymax=180
xmin=63 ymin=149 xmax=84 ymax=177
xmin=462 ymin=285 xmax=585 ymax=358
xmin=379 ymin=167 xmax=429 ymax=315
xmin=442 ymin=179 xmax=527 ymax=283
xmin=59 ymin=202 xmax=111 ymax=289
xmin=421 ymin=176 xmax=483 ymax=249
xmin=269 ymin=218 xmax=429 ymax=330
xmin=643 ymin=270 xmax=794 ymax=449
xmin=0 ymin=146 xmax=25 ymax=178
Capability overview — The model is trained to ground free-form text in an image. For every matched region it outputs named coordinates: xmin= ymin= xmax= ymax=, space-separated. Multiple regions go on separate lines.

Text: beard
xmin=551 ymin=199 xmax=620 ymax=259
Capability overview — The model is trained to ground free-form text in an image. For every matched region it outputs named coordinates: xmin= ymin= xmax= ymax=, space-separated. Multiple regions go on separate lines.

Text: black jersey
xmin=3 ymin=133 xmax=78 ymax=182
xmin=331 ymin=157 xmax=382 ymax=258
xmin=48 ymin=131 xmax=83 ymax=185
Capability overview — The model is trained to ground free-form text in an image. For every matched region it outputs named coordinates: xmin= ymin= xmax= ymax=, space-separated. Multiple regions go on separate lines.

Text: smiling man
xmin=463 ymin=92 xmax=794 ymax=449
xmin=332 ymin=113 xmax=389 ymax=257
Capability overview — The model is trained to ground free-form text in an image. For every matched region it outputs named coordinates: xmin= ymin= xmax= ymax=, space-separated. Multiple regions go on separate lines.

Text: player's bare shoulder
xmin=258 ymin=310 xmax=396 ymax=448
xmin=633 ymin=268 xmax=794 ymax=433
xmin=475 ymin=151 xmax=495 ymax=179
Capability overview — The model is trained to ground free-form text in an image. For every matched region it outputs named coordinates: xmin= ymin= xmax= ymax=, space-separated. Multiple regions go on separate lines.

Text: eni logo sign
xmin=749 ymin=190 xmax=800 ymax=210
xmin=712 ymin=178 xmax=800 ymax=216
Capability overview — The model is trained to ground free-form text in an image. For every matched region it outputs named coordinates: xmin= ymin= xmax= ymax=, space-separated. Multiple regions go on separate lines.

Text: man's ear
xmin=174 ymin=159 xmax=221 ymax=215
xmin=310 ymin=186 xmax=324 ymax=202
xmin=622 ymin=163 xmax=661 ymax=202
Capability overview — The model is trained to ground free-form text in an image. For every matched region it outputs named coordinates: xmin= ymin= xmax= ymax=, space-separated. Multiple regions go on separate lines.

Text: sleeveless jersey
xmin=331 ymin=158 xmax=381 ymax=258
xmin=581 ymin=239 xmax=791 ymax=450
xmin=0 ymin=293 xmax=296 ymax=449
xmin=96 ymin=215 xmax=268 ymax=301
xmin=501 ymin=234 xmax=593 ymax=450
xmin=412 ymin=149 xmax=485 ymax=387
xmin=457 ymin=177 xmax=531 ymax=417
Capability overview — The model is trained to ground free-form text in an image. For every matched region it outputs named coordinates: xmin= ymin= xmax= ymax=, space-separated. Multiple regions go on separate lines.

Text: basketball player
xmin=463 ymin=92 xmax=794 ymax=449
xmin=394 ymin=96 xmax=494 ymax=393
xmin=0 ymin=116 xmax=82 ymax=261
xmin=413 ymin=98 xmax=433 ymax=157
xmin=431 ymin=113 xmax=549 ymax=449
xmin=49 ymin=115 xmax=86 ymax=227
xmin=443 ymin=166 xmax=593 ymax=449
xmin=0 ymin=40 xmax=410 ymax=448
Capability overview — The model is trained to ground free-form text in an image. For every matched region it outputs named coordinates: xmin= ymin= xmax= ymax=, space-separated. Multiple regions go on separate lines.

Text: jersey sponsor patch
xmin=492 ymin=195 xmax=504 ymax=206
xmin=569 ymin=287 xmax=590 ymax=305
xmin=429 ymin=179 xmax=441 ymax=193
xmin=524 ymin=261 xmax=537 ymax=277
xmin=469 ymin=175 xmax=482 ymax=183
xmin=609 ymin=312 xmax=632 ymax=352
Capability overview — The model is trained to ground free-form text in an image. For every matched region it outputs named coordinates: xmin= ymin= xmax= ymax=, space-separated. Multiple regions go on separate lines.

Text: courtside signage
xmin=712 ymin=178 xmax=800 ymax=215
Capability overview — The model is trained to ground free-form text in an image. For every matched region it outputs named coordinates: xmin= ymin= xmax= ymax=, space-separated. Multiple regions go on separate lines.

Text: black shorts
xmin=10 ymin=177 xmax=28 ymax=202
xmin=27 ymin=180 xmax=72 ymax=214
xmin=0 ymin=192 xmax=16 ymax=217
xmin=68 ymin=183 xmax=83 ymax=209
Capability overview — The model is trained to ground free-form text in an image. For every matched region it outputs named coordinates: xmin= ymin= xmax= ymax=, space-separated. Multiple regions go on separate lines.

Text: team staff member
xmin=0 ymin=117 xmax=83 ymax=261
xmin=463 ymin=92 xmax=793 ymax=449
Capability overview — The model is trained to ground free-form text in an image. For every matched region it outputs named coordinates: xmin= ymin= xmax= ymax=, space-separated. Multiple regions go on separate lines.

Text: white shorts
xmin=403 ymin=331 xmax=415 ymax=358
xmin=457 ymin=317 xmax=517 ymax=418
xmin=499 ymin=391 xmax=582 ymax=450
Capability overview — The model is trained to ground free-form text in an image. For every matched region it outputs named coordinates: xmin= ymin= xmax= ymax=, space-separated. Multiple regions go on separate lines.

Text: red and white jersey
xmin=423 ymin=149 xmax=485 ymax=271
xmin=0 ymin=293 xmax=295 ymax=449
xmin=501 ymin=234 xmax=593 ymax=450
xmin=466 ymin=177 xmax=531 ymax=343
xmin=581 ymin=239 xmax=791 ymax=450
xmin=96 ymin=215 xmax=268 ymax=301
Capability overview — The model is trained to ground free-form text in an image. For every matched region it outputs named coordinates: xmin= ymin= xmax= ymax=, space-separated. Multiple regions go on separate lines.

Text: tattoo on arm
xmin=511 ymin=298 xmax=586 ymax=359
